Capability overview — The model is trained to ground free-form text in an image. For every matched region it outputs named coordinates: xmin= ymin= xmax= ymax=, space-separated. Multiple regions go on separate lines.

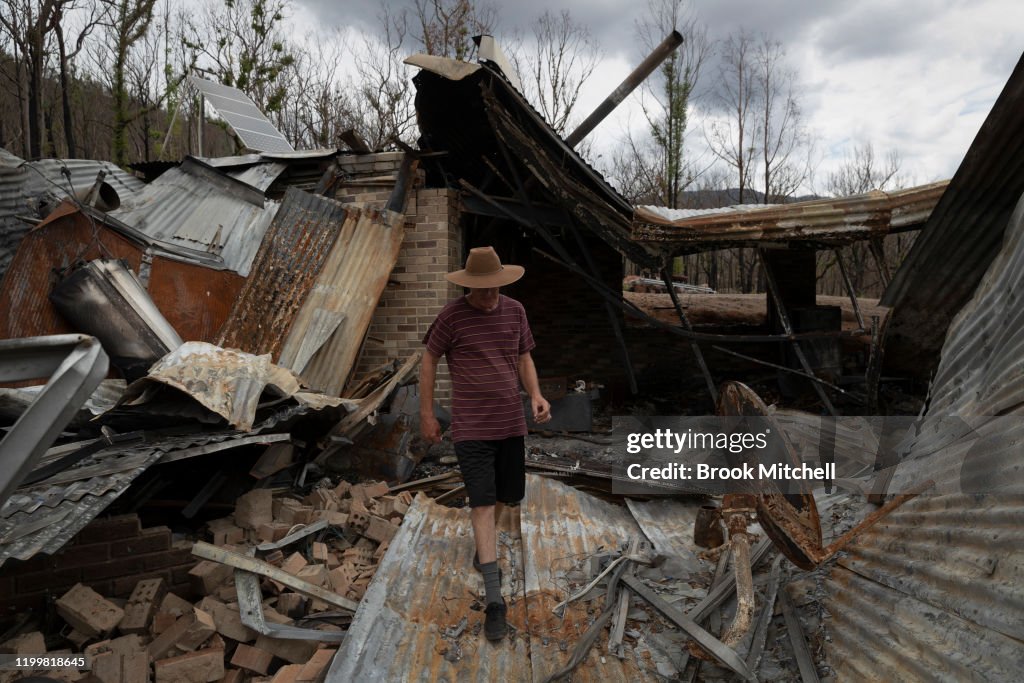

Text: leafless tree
xmin=512 ymin=9 xmax=599 ymax=136
xmin=754 ymin=35 xmax=811 ymax=202
xmin=0 ymin=0 xmax=64 ymax=158
xmin=607 ymin=0 xmax=710 ymax=208
xmin=826 ymin=141 xmax=904 ymax=196
xmin=706 ymin=29 xmax=757 ymax=204
xmin=53 ymin=0 xmax=102 ymax=157
xmin=412 ymin=0 xmax=496 ymax=60
xmin=347 ymin=5 xmax=417 ymax=148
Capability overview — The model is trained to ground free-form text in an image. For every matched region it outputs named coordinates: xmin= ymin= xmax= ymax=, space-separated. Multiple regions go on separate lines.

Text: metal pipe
xmin=565 ymin=30 xmax=683 ymax=148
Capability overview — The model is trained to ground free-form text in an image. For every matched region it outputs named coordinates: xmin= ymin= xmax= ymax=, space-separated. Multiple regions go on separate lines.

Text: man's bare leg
xmin=472 ymin=505 xmax=498 ymax=564
xmin=494 ymin=502 xmax=505 ymax=532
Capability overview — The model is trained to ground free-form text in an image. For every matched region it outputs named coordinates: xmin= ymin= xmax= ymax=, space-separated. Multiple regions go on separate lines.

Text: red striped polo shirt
xmin=423 ymin=294 xmax=536 ymax=442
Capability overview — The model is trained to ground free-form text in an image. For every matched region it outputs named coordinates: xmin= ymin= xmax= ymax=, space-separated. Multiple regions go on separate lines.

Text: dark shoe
xmin=473 ymin=552 xmax=503 ymax=583
xmin=484 ymin=599 xmax=508 ymax=641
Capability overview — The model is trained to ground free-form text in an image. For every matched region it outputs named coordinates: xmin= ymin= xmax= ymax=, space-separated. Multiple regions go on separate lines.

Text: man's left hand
xmin=531 ymin=395 xmax=552 ymax=424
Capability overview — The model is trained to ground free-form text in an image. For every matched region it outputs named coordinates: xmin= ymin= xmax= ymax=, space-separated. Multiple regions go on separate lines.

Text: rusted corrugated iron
xmin=881 ymin=51 xmax=1024 ymax=378
xmin=521 ymin=474 xmax=647 ymax=682
xmin=216 ymin=187 xmax=350 ymax=362
xmin=217 ymin=171 xmax=413 ymax=396
xmin=327 ymin=493 xmax=532 ymax=681
xmin=631 ymin=181 xmax=947 ymax=251
xmin=118 ymin=342 xmax=344 ymax=431
xmin=0 ymin=203 xmax=245 ymax=346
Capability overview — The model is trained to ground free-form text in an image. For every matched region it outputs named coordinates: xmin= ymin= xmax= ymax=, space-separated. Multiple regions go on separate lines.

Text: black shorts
xmin=454 ymin=436 xmax=526 ymax=507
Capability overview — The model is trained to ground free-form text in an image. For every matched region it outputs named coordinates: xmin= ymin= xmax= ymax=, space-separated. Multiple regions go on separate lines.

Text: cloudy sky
xmin=289 ymin=0 xmax=1022 ymax=194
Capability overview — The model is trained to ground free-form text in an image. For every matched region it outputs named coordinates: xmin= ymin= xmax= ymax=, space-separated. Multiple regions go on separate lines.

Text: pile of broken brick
xmin=0 ymin=479 xmax=412 ymax=683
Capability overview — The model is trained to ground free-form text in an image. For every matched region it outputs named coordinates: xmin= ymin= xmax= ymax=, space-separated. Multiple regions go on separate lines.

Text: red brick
xmin=363 ymin=515 xmax=397 ymax=544
xmin=297 ymin=648 xmax=336 ymax=682
xmin=81 ymin=557 xmax=144 ymax=581
xmin=53 ymin=541 xmax=111 ymax=568
xmin=111 ymin=527 xmax=170 ymax=556
xmin=271 ymin=664 xmax=304 ymax=683
xmin=17 ymin=567 xmax=81 ymax=594
xmin=154 ymin=647 xmax=224 ymax=683
xmin=253 ymin=635 xmax=316 ymax=665
xmin=234 ymin=490 xmax=273 ymax=530
xmin=142 ymin=547 xmax=196 ymax=571
xmin=0 ymin=631 xmax=45 ymax=655
xmin=189 ymin=561 xmax=233 ymax=595
xmin=112 ymin=571 xmax=171 ymax=597
xmin=196 ymin=597 xmax=256 ymax=643
xmin=56 ymin=583 xmax=125 ymax=637
xmin=77 ymin=515 xmax=141 ymax=544
xmin=230 ymin=643 xmax=274 ymax=675
xmin=148 ymin=607 xmax=215 ymax=659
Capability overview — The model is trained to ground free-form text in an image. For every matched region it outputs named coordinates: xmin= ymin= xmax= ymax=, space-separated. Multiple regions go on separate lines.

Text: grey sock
xmin=480 ymin=560 xmax=502 ymax=605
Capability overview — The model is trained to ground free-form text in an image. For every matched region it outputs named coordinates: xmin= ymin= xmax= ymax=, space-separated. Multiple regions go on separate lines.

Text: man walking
xmin=419 ymin=246 xmax=551 ymax=642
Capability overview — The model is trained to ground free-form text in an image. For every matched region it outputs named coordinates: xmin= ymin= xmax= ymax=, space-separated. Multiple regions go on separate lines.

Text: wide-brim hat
xmin=445 ymin=246 xmax=525 ymax=288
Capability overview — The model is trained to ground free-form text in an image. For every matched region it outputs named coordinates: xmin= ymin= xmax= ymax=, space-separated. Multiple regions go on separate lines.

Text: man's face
xmin=466 ymin=287 xmax=500 ymax=312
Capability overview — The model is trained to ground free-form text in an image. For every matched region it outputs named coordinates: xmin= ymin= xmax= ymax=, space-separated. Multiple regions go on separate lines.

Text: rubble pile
xmin=0 ymin=479 xmax=412 ymax=683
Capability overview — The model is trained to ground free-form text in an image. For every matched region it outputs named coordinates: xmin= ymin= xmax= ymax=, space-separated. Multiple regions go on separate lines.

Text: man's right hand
xmin=420 ymin=414 xmax=442 ymax=443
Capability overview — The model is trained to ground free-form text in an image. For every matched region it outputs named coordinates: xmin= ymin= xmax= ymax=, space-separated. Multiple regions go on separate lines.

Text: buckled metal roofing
xmin=632 ymin=181 xmax=948 ymax=252
xmin=821 ymin=162 xmax=1024 ymax=680
xmin=107 ymin=157 xmax=280 ymax=275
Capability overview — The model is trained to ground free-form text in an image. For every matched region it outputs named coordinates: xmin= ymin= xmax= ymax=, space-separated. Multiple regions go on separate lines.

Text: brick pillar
xmin=354 ymin=187 xmax=461 ymax=407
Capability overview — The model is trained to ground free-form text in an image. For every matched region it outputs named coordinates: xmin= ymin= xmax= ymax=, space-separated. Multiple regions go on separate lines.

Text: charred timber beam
xmin=459 ymin=191 xmax=565 ymax=225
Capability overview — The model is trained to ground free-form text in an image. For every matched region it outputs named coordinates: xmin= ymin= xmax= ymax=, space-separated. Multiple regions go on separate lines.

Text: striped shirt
xmin=423 ymin=295 xmax=536 ymax=442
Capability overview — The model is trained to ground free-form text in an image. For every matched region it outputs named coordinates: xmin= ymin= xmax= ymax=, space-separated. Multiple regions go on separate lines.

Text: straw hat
xmin=445 ymin=246 xmax=525 ymax=288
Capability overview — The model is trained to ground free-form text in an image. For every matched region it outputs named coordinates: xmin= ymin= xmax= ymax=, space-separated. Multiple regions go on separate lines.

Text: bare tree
xmin=827 ymin=141 xmax=903 ymax=196
xmin=412 ymin=0 xmax=496 ymax=60
xmin=706 ymin=28 xmax=757 ymax=204
xmin=347 ymin=6 xmax=417 ymax=148
xmin=93 ymin=0 xmax=158 ymax=164
xmin=0 ymin=0 xmax=64 ymax=158
xmin=516 ymin=9 xmax=599 ymax=136
xmin=53 ymin=0 xmax=102 ymax=157
xmin=754 ymin=35 xmax=811 ymax=202
xmin=607 ymin=0 xmax=710 ymax=208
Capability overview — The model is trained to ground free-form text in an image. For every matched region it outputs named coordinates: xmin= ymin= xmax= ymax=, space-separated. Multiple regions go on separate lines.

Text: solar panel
xmin=189 ymin=75 xmax=294 ymax=153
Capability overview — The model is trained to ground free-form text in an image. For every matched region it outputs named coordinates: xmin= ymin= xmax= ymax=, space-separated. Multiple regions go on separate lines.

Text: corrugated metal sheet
xmin=0 ymin=206 xmax=245 ymax=344
xmin=0 ymin=155 xmax=144 ymax=221
xmin=109 ymin=160 xmax=279 ymax=276
xmin=329 ymin=475 xmax=677 ymax=682
xmin=218 ymin=187 xmax=407 ymax=396
xmin=0 ymin=156 xmax=144 ymax=278
xmin=327 ymin=492 xmax=532 ymax=682
xmin=521 ymin=474 xmax=646 ymax=682
xmin=625 ymin=498 xmax=703 ymax=576
xmin=632 ymin=181 xmax=947 ymax=250
xmin=881 ymin=52 xmax=1024 ymax=377
xmin=884 ymin=189 xmax=1024 ymax=494
xmin=822 ymin=109 xmax=1024 ymax=679
xmin=0 ymin=430 xmax=267 ymax=566
xmin=119 ymin=342 xmax=343 ymax=432
xmin=217 ymin=188 xmax=350 ymax=363
xmin=824 ymin=495 xmax=1024 ymax=682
